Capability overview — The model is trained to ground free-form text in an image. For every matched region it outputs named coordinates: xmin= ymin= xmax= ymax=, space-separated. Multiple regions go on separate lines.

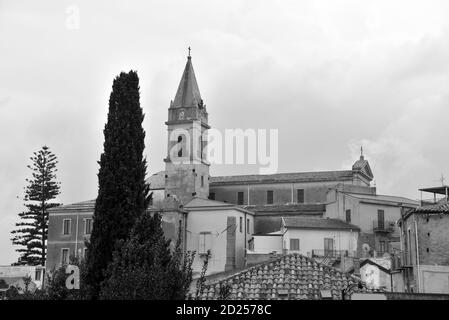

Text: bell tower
xmin=164 ymin=52 xmax=210 ymax=204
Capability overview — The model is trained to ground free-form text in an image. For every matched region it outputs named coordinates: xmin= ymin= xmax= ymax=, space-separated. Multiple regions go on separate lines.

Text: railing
xmin=312 ymin=249 xmax=349 ymax=258
xmin=390 ymin=250 xmax=413 ymax=270
xmin=373 ymin=220 xmax=396 ymax=233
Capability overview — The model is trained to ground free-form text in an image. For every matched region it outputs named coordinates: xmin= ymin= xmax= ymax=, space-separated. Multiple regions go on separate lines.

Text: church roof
xmin=210 ymin=170 xmax=355 ymax=185
xmin=283 ymin=217 xmax=360 ymax=231
xmin=172 ymin=55 xmax=202 ymax=109
xmin=345 ymin=193 xmax=419 ymax=207
xmin=48 ymin=200 xmax=95 ymax=213
xmin=352 ymin=155 xmax=373 ymax=180
xmin=183 ymin=197 xmax=255 ymax=215
xmin=197 ymin=253 xmax=380 ymax=300
xmin=243 ymin=203 xmax=325 ymax=216
xmin=184 ymin=197 xmax=233 ymax=208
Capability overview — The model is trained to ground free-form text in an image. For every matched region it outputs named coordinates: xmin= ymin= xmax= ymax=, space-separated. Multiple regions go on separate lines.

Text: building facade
xmin=46 ymin=53 xmax=419 ymax=279
xmin=395 ymin=187 xmax=449 ymax=294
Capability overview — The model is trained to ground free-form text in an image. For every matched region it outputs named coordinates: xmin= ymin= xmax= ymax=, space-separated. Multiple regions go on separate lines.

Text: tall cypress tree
xmin=11 ymin=146 xmax=61 ymax=266
xmin=85 ymin=71 xmax=150 ymax=298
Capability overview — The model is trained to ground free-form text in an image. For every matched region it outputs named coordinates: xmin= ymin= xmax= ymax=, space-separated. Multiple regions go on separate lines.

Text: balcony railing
xmin=311 ymin=249 xmax=349 ymax=259
xmin=373 ymin=220 xmax=396 ymax=233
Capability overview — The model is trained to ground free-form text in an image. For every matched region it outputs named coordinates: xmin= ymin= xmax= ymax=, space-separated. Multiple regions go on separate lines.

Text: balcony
xmin=311 ymin=249 xmax=350 ymax=259
xmin=390 ymin=250 xmax=413 ymax=270
xmin=373 ymin=220 xmax=396 ymax=233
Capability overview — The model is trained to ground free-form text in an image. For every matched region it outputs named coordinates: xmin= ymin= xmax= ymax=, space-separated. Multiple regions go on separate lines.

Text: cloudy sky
xmin=1 ymin=0 xmax=448 ymax=264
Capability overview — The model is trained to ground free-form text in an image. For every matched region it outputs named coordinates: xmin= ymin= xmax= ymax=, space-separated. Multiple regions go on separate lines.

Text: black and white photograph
xmin=1 ymin=0 xmax=449 ymax=309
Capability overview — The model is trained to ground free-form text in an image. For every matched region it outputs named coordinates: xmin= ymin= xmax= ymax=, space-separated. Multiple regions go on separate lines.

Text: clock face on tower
xmin=178 ymin=110 xmax=185 ymax=120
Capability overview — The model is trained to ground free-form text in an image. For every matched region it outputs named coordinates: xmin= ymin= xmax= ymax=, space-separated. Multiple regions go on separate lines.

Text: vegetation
xmin=85 ymin=71 xmax=150 ymax=298
xmin=11 ymin=146 xmax=60 ymax=266
xmin=99 ymin=212 xmax=195 ymax=299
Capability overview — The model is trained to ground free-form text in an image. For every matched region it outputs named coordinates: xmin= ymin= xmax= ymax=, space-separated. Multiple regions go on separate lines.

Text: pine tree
xmin=85 ymin=71 xmax=150 ymax=298
xmin=11 ymin=146 xmax=60 ymax=266
xmin=99 ymin=212 xmax=195 ymax=300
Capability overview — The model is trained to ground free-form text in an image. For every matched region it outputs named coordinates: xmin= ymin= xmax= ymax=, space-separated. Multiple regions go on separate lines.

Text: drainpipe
xmin=247 ymin=184 xmax=250 ymax=205
xmin=291 ymin=183 xmax=294 ymax=203
xmin=184 ymin=212 xmax=188 ymax=253
xmin=75 ymin=214 xmax=79 ymax=257
xmin=414 ymin=218 xmax=421 ymax=293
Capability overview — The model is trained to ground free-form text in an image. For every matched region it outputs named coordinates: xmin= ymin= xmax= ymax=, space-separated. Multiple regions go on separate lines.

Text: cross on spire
xmin=361 ymin=146 xmax=363 ymax=157
xmin=188 ymin=46 xmax=191 ymax=58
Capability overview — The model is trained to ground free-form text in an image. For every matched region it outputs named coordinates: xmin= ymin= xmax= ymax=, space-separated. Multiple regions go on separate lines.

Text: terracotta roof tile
xmin=283 ymin=217 xmax=360 ymax=231
xmin=198 ymin=254 xmax=380 ymax=300
xmin=411 ymin=200 xmax=449 ymax=214
xmin=210 ymin=171 xmax=354 ymax=185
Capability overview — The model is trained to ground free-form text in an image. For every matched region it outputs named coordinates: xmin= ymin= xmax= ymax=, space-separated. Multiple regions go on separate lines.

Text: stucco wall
xmin=360 ymin=264 xmax=392 ymax=291
xmin=251 ymin=235 xmax=283 ymax=253
xmin=47 ymin=212 xmax=92 ymax=270
xmin=186 ymin=209 xmax=254 ymax=275
xmin=282 ymin=228 xmax=358 ymax=257
xmin=209 ymin=181 xmax=351 ymax=206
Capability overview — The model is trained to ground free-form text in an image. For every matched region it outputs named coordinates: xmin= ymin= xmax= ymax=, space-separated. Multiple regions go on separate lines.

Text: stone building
xmin=394 ymin=186 xmax=449 ymax=294
xmin=46 ymin=53 xmax=418 ymax=278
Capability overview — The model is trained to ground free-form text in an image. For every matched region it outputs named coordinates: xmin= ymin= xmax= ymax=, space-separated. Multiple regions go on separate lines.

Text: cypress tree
xmin=11 ymin=146 xmax=61 ymax=266
xmin=85 ymin=70 xmax=150 ymax=298
xmin=99 ymin=212 xmax=195 ymax=300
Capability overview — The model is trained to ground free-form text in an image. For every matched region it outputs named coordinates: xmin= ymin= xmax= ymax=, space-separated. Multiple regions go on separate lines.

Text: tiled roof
xmin=243 ymin=203 xmax=325 ymax=215
xmin=48 ymin=200 xmax=95 ymax=212
xmin=210 ymin=171 xmax=354 ymax=185
xmin=0 ymin=277 xmax=23 ymax=286
xmin=352 ymin=156 xmax=373 ymax=179
xmin=283 ymin=217 xmax=360 ymax=231
xmin=48 ymin=199 xmax=159 ymax=213
xmin=198 ymin=254 xmax=379 ymax=300
xmin=346 ymin=193 xmax=419 ymax=207
xmin=412 ymin=200 xmax=449 ymax=214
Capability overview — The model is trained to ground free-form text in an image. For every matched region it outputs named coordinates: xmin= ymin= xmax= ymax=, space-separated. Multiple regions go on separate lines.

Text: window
xmin=290 ymin=239 xmax=300 ymax=251
xmin=201 ymin=175 xmax=204 ymax=187
xmin=177 ymin=135 xmax=183 ymax=157
xmin=324 ymin=238 xmax=334 ymax=256
xmin=198 ymin=232 xmax=212 ymax=255
xmin=267 ymin=190 xmax=274 ymax=204
xmin=35 ymin=269 xmax=42 ymax=281
xmin=297 ymin=189 xmax=304 ymax=203
xmin=379 ymin=241 xmax=386 ymax=253
xmin=237 ymin=192 xmax=244 ymax=205
xmin=346 ymin=209 xmax=351 ymax=223
xmin=84 ymin=218 xmax=93 ymax=235
xmin=239 ymin=217 xmax=243 ymax=233
xmin=209 ymin=193 xmax=215 ymax=200
xmin=378 ymin=210 xmax=385 ymax=229
xmin=84 ymin=248 xmax=88 ymax=258
xmin=62 ymin=219 xmax=71 ymax=235
xmin=61 ymin=248 xmax=69 ymax=265
xmin=247 ymin=218 xmax=250 ymax=234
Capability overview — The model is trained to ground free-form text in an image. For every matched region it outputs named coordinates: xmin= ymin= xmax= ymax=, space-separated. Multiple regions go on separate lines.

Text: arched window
xmin=177 ymin=135 xmax=183 ymax=157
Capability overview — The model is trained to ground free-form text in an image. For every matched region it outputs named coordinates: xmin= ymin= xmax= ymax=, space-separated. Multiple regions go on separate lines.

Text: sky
xmin=1 ymin=0 xmax=448 ymax=264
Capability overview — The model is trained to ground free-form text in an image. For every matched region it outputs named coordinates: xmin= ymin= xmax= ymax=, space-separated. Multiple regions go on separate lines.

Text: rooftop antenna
xmin=440 ymin=173 xmax=446 ymax=186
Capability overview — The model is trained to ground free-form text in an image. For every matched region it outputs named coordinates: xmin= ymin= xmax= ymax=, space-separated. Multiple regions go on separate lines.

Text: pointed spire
xmin=172 ymin=50 xmax=202 ymax=109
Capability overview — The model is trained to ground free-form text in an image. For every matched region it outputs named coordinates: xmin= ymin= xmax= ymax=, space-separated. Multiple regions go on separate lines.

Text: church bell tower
xmin=164 ymin=51 xmax=210 ymax=204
